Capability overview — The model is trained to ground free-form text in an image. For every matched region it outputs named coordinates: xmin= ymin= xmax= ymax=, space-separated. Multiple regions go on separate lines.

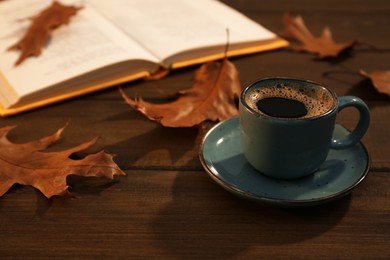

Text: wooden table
xmin=1 ymin=0 xmax=389 ymax=258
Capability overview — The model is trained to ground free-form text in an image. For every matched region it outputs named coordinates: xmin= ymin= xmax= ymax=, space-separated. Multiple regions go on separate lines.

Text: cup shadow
xmin=150 ymin=169 xmax=351 ymax=258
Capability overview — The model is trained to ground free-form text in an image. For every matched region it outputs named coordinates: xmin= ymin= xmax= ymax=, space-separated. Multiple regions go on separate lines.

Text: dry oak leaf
xmin=120 ymin=58 xmax=241 ymax=127
xmin=8 ymin=1 xmax=83 ymax=66
xmin=360 ymin=70 xmax=390 ymax=96
xmin=282 ymin=13 xmax=355 ymax=58
xmin=0 ymin=125 xmax=125 ymax=198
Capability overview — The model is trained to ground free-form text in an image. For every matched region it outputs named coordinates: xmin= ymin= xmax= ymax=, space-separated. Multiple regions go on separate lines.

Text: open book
xmin=0 ymin=0 xmax=288 ymax=116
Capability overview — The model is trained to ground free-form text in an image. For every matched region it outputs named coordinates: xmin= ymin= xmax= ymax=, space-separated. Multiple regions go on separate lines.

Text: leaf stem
xmin=355 ymin=41 xmax=384 ymax=53
xmin=224 ymin=28 xmax=230 ymax=59
xmin=322 ymin=66 xmax=365 ymax=84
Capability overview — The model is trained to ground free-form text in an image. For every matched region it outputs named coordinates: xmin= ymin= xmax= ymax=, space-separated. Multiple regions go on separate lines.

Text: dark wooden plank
xmin=223 ymin=0 xmax=390 ymax=49
xmin=224 ymin=0 xmax=390 ymax=12
xmin=0 ymin=170 xmax=389 ymax=258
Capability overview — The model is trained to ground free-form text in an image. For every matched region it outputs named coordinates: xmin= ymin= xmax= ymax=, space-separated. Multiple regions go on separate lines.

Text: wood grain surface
xmin=0 ymin=0 xmax=389 ymax=258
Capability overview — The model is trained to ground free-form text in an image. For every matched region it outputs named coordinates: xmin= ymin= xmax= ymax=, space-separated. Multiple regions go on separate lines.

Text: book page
xmin=0 ymin=0 xmax=159 ymax=99
xmin=87 ymin=0 xmax=281 ymax=65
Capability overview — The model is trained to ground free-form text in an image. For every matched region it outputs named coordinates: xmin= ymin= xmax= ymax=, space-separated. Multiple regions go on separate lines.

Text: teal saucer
xmin=199 ymin=116 xmax=370 ymax=207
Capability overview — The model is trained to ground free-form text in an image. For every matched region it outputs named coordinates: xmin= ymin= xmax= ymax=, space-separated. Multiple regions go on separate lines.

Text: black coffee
xmin=256 ymin=97 xmax=307 ymax=118
xmin=245 ymin=83 xmax=334 ymax=119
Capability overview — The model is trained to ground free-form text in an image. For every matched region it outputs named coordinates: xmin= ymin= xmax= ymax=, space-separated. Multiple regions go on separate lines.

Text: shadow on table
xmin=345 ymin=79 xmax=390 ymax=105
xmin=104 ymin=123 xmax=201 ymax=169
xmin=151 ymin=170 xmax=351 ymax=258
xmin=323 ymin=72 xmax=390 ymax=108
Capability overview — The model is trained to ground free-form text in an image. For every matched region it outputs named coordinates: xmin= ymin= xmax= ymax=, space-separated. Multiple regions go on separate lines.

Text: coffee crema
xmin=245 ymin=83 xmax=335 ymax=119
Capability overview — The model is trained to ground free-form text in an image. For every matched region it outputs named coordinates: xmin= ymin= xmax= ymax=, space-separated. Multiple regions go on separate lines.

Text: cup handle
xmin=331 ymin=96 xmax=370 ymax=149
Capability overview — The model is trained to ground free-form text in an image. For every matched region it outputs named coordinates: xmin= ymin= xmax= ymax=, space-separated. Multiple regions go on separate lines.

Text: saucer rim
xmin=199 ymin=116 xmax=370 ymax=207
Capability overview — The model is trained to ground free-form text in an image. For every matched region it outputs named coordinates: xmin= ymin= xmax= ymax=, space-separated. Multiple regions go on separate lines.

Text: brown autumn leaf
xmin=120 ymin=58 xmax=241 ymax=127
xmin=281 ymin=13 xmax=355 ymax=58
xmin=0 ymin=125 xmax=125 ymax=198
xmin=360 ymin=70 xmax=390 ymax=96
xmin=8 ymin=1 xmax=82 ymax=66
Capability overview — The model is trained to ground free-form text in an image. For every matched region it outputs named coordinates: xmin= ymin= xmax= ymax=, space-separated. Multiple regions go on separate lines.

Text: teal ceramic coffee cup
xmin=239 ymin=77 xmax=370 ymax=179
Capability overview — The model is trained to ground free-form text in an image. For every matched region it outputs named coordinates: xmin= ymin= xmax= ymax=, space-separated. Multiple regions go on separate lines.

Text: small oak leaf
xmin=282 ymin=13 xmax=355 ymax=58
xmin=360 ymin=70 xmax=390 ymax=96
xmin=8 ymin=1 xmax=83 ymax=66
xmin=120 ymin=58 xmax=241 ymax=127
xmin=0 ymin=125 xmax=125 ymax=198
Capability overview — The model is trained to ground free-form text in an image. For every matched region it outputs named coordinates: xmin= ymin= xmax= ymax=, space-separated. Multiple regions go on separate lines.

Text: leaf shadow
xmin=104 ymin=124 xmax=201 ymax=170
xmin=34 ymin=175 xmax=121 ymax=216
xmin=344 ymin=79 xmax=390 ymax=105
xmin=66 ymin=175 xmax=120 ymax=195
xmin=320 ymin=48 xmax=355 ymax=65
xmin=323 ymin=70 xmax=390 ymax=109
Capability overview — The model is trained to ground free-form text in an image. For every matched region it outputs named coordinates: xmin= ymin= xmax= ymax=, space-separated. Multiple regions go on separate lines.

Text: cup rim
xmin=240 ymin=77 xmax=338 ymax=121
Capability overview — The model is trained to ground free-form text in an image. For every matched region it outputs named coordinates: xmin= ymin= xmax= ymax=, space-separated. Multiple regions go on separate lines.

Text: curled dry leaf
xmin=281 ymin=13 xmax=355 ymax=58
xmin=360 ymin=70 xmax=390 ymax=96
xmin=121 ymin=58 xmax=241 ymax=127
xmin=8 ymin=1 xmax=83 ymax=66
xmin=0 ymin=125 xmax=125 ymax=198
